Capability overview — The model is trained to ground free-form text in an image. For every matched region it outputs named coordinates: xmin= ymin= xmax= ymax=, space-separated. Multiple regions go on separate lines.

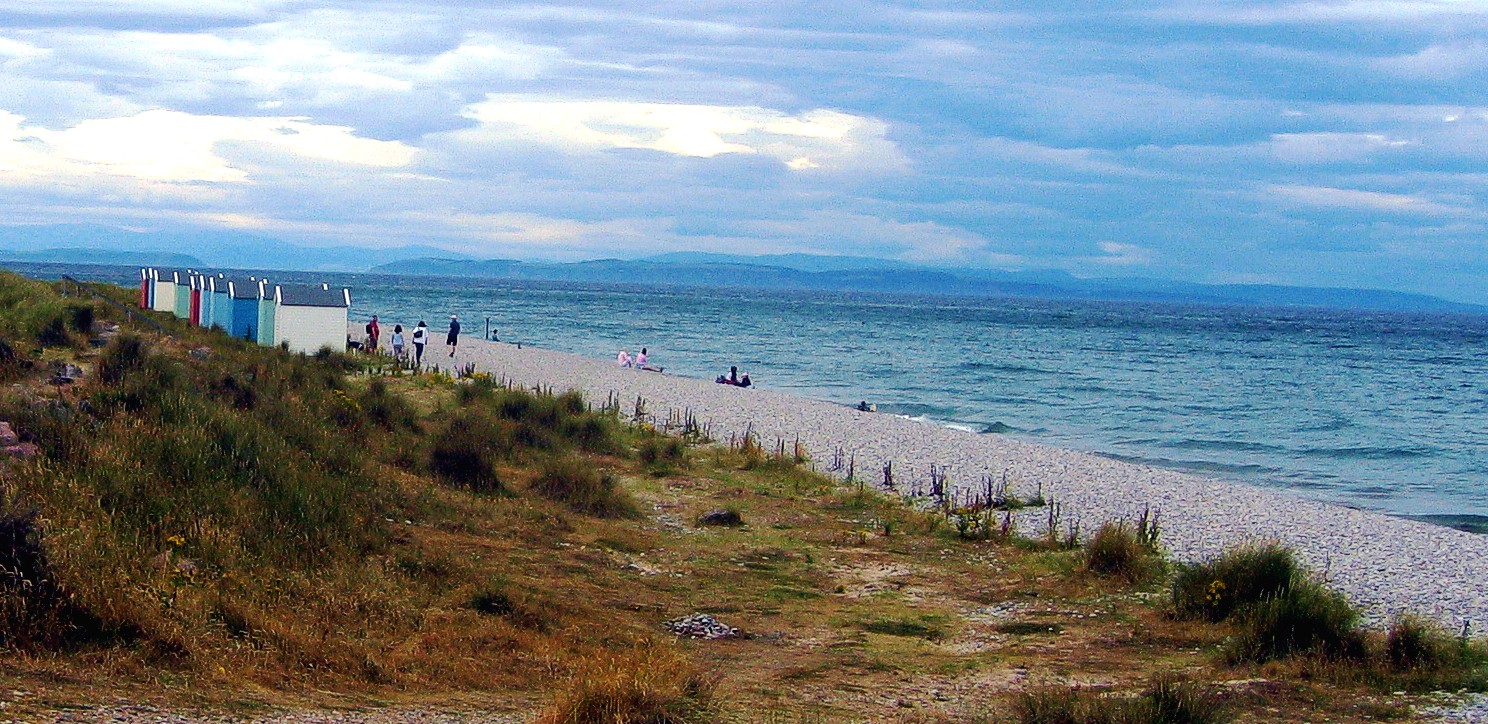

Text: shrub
xmin=1084 ymin=522 xmax=1159 ymax=583
xmin=535 ymin=644 xmax=721 ymax=724
xmin=1225 ymin=578 xmax=1365 ymax=663
xmin=1387 ymin=614 xmax=1450 ymax=671
xmin=529 ymin=455 xmax=638 ymax=518
xmin=1379 ymin=614 xmax=1488 ymax=691
xmin=638 ymin=436 xmax=687 ymax=475
xmin=360 ymin=378 xmax=418 ymax=431
xmin=468 ymin=585 xmax=554 ymax=631
xmin=1015 ymin=677 xmax=1230 ymax=724
xmin=427 ymin=410 xmax=511 ymax=494
xmin=97 ymin=334 xmax=149 ymax=385
xmin=1171 ymin=544 xmax=1298 ymax=622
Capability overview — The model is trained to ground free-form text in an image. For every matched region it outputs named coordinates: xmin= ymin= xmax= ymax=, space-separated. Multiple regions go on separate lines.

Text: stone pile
xmin=665 ymin=613 xmax=739 ymax=639
xmin=0 ymin=421 xmax=38 ymax=460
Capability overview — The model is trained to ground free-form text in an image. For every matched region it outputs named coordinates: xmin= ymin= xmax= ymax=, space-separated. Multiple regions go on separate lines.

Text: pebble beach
xmin=426 ymin=333 xmax=1488 ymax=633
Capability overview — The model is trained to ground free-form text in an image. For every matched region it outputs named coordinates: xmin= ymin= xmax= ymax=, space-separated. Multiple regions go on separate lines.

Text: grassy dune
xmin=0 ymin=271 xmax=1483 ymax=722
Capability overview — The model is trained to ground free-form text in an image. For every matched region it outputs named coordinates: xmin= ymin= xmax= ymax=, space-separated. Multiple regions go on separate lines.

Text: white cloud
xmin=1269 ymin=132 xmax=1412 ymax=164
xmin=0 ymin=108 xmax=415 ymax=184
xmin=1092 ymin=241 xmax=1154 ymax=266
xmin=1266 ymin=184 xmax=1464 ymax=215
xmin=455 ymin=97 xmax=907 ymax=172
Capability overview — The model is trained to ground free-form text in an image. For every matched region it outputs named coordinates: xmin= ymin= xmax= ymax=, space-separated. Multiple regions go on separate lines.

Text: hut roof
xmin=227 ymin=279 xmax=264 ymax=300
xmin=276 ymin=284 xmax=349 ymax=308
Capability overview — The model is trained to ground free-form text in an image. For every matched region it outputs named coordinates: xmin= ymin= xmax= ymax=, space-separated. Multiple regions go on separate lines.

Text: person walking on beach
xmin=447 ymin=315 xmax=461 ymax=357
xmin=412 ymin=320 xmax=428 ymax=365
xmin=365 ymin=315 xmax=380 ymax=353
xmin=391 ymin=324 xmax=405 ymax=361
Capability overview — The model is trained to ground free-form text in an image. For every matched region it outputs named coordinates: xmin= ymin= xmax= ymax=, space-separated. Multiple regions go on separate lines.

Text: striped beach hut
xmin=151 ymin=269 xmax=177 ymax=313
xmin=273 ymin=283 xmax=351 ymax=354
xmin=255 ymin=281 xmax=276 ymax=347
xmin=138 ymin=268 xmax=151 ymax=309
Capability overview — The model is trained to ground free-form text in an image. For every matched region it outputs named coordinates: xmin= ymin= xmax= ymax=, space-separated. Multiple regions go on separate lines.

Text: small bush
xmin=97 ymin=334 xmax=149 ymax=385
xmin=529 ymin=456 xmax=638 ymax=518
xmin=427 ymin=410 xmax=510 ymax=494
xmin=535 ymin=645 xmax=721 ymax=724
xmin=1172 ymin=544 xmax=1298 ymax=622
xmin=1016 ymin=677 xmax=1230 ymax=724
xmin=638 ymin=436 xmax=687 ymax=475
xmin=361 ymin=378 xmax=418 ymax=431
xmin=1225 ymin=579 xmax=1365 ymax=663
xmin=468 ymin=585 xmax=553 ymax=631
xmin=1387 ymin=614 xmax=1450 ymax=670
xmin=1084 ymin=522 xmax=1159 ymax=583
xmin=1378 ymin=614 xmax=1488 ymax=691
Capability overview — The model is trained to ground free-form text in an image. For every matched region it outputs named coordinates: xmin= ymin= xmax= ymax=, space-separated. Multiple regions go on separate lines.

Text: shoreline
xmin=409 ymin=333 xmax=1488 ymax=630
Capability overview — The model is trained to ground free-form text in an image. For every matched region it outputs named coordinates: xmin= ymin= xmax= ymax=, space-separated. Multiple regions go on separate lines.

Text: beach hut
xmin=138 ymin=268 xmax=151 ymax=309
xmin=255 ymin=281 xmax=276 ymax=347
xmin=173 ymin=271 xmax=191 ymax=320
xmin=188 ymin=274 xmax=204 ymax=326
xmin=207 ymin=275 xmax=232 ymax=331
xmin=151 ymin=269 xmax=177 ymax=313
xmin=273 ymin=283 xmax=351 ymax=354
xmin=226 ymin=278 xmax=260 ymax=340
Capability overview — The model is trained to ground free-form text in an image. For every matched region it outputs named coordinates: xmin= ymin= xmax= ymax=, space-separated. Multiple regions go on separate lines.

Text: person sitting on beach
xmin=636 ymin=347 xmax=663 ymax=372
xmin=716 ymin=365 xmax=742 ymax=385
xmin=738 ymin=372 xmax=751 ymax=388
xmin=617 ymin=349 xmax=632 ymax=367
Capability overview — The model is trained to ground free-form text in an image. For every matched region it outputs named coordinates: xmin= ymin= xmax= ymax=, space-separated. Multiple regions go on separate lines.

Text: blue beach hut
xmin=205 ymin=275 xmax=229 ymax=330
xmin=226 ymin=278 xmax=260 ymax=340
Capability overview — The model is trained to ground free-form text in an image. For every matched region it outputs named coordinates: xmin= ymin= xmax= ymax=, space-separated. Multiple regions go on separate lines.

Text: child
xmin=391 ymin=324 xmax=405 ymax=360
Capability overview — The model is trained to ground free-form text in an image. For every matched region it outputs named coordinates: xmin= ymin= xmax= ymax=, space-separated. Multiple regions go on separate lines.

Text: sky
xmin=3 ymin=2 xmax=1488 ymax=302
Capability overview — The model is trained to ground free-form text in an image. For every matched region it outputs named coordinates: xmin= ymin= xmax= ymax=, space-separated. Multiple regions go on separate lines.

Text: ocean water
xmin=16 ymin=262 xmax=1488 ymax=523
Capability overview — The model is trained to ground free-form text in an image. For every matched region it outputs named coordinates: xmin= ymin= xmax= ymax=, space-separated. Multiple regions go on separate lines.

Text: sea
xmin=13 ymin=261 xmax=1488 ymax=529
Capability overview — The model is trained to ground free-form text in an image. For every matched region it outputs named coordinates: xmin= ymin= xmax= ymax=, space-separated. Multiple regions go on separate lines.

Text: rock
xmin=189 ymin=347 xmax=212 ymax=361
xmin=3 ymin=443 xmax=39 ymax=460
xmin=665 ymin=613 xmax=740 ymax=639
xmin=0 ymin=422 xmax=16 ymax=446
xmin=697 ymin=509 xmax=743 ymax=527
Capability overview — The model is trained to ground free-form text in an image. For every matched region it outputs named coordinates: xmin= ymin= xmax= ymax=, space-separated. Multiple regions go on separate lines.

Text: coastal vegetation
xmin=0 ymin=271 xmax=1484 ymax=721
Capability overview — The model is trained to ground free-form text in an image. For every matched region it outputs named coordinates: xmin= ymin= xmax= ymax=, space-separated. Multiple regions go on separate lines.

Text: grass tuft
xmin=535 ymin=644 xmax=721 ymax=724
xmin=529 ymin=455 xmax=639 ymax=518
xmin=1171 ymin=544 xmax=1297 ymax=622
xmin=1084 ymin=522 xmax=1161 ymax=583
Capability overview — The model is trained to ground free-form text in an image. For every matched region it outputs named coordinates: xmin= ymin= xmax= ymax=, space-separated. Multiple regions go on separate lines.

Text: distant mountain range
xmin=0 ymin=247 xmax=204 ymax=268
xmin=373 ymin=255 xmax=1487 ymax=314
xmin=3 ymin=224 xmax=1482 ymax=314
xmin=0 ymin=224 xmax=470 ymax=272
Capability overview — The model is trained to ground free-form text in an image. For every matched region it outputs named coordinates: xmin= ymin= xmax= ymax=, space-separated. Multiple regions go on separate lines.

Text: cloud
xmin=455 ymin=97 xmax=907 ymax=172
xmin=1268 ymin=132 xmax=1413 ymax=164
xmin=1265 ymin=184 xmax=1466 ymax=216
xmin=0 ymin=108 xmax=414 ymax=184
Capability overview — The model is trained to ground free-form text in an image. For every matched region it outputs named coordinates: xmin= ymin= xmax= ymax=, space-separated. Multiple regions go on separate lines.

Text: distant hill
xmin=0 ymin=224 xmax=471 ymax=272
xmin=372 ymin=256 xmax=1488 ymax=314
xmin=0 ymin=247 xmax=203 ymax=268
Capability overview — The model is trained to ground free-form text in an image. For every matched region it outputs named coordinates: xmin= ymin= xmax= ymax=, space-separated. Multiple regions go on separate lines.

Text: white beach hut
xmin=273 ymin=283 xmax=351 ymax=354
xmin=151 ymin=269 xmax=177 ymax=313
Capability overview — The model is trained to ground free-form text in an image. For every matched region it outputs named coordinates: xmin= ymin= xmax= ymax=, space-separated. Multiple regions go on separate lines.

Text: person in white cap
xmin=447 ymin=315 xmax=461 ymax=357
